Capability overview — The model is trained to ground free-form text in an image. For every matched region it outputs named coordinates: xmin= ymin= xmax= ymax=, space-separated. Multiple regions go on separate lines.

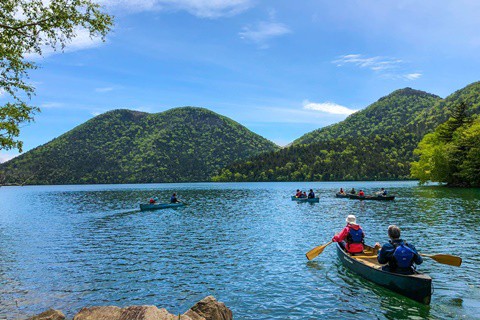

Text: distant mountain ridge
xmin=2 ymin=82 xmax=480 ymax=185
xmin=213 ymin=82 xmax=480 ymax=182
xmin=293 ymin=88 xmax=442 ymax=145
xmin=0 ymin=107 xmax=279 ymax=184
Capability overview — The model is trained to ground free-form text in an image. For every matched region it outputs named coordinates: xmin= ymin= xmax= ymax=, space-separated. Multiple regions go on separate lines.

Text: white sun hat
xmin=346 ymin=215 xmax=357 ymax=225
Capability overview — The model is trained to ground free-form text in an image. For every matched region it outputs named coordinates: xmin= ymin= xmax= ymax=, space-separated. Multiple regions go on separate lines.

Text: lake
xmin=0 ymin=181 xmax=479 ymax=319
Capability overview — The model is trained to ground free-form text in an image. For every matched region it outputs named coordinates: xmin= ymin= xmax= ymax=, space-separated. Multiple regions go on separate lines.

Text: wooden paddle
xmin=375 ymin=246 xmax=462 ymax=267
xmin=306 ymin=241 xmax=333 ymax=260
xmin=420 ymin=253 xmax=462 ymax=267
xmin=339 ymin=252 xmax=462 ymax=268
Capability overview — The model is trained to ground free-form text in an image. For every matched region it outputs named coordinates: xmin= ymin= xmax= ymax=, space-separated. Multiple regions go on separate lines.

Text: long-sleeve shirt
xmin=332 ymin=224 xmax=364 ymax=253
xmin=377 ymin=239 xmax=423 ymax=273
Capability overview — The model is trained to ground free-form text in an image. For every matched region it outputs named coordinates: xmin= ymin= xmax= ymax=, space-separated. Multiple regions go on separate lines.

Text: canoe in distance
xmin=335 ymin=193 xmax=349 ymax=198
xmin=347 ymin=194 xmax=395 ymax=201
xmin=291 ymin=196 xmax=320 ymax=203
xmin=336 ymin=243 xmax=432 ymax=304
xmin=139 ymin=202 xmax=185 ymax=211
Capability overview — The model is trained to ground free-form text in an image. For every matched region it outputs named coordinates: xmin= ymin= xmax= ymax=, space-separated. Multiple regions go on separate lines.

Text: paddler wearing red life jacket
xmin=332 ymin=215 xmax=365 ymax=254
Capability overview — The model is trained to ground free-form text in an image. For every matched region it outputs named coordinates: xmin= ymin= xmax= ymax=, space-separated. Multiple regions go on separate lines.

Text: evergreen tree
xmin=411 ymin=102 xmax=480 ymax=187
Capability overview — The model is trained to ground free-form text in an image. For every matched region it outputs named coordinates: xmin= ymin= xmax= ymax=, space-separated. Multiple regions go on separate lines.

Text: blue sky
xmin=2 ymin=0 xmax=480 ymax=162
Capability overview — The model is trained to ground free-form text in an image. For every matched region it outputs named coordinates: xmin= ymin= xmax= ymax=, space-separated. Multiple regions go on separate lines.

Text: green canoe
xmin=139 ymin=202 xmax=185 ymax=211
xmin=347 ymin=194 xmax=395 ymax=201
xmin=291 ymin=196 xmax=320 ymax=203
xmin=335 ymin=193 xmax=349 ymax=198
xmin=336 ymin=243 xmax=432 ymax=304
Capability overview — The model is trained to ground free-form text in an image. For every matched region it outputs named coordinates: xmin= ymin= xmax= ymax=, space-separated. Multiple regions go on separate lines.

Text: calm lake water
xmin=1 ymin=181 xmax=479 ymax=319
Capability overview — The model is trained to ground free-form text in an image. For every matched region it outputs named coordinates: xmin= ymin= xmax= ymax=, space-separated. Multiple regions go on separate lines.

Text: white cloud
xmin=239 ymin=22 xmax=291 ymax=48
xmin=95 ymin=87 xmax=114 ymax=93
xmin=333 ymin=54 xmax=402 ymax=72
xmin=63 ymin=28 xmax=104 ymax=52
xmin=403 ymin=73 xmax=422 ymax=80
xmin=25 ymin=28 xmax=104 ymax=60
xmin=333 ymin=54 xmax=422 ymax=81
xmin=303 ymin=100 xmax=358 ymax=115
xmin=99 ymin=0 xmax=252 ymax=18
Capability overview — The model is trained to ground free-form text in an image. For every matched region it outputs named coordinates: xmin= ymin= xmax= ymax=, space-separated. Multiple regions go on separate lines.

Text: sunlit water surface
xmin=1 ymin=181 xmax=479 ymax=319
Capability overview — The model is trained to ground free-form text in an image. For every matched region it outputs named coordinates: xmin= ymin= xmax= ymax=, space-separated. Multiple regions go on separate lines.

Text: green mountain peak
xmin=0 ymin=107 xmax=279 ymax=184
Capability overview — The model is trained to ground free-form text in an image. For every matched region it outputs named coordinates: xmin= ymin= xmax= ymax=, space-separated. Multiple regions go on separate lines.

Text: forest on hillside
xmin=0 ymin=107 xmax=279 ymax=184
xmin=213 ymin=83 xmax=480 ymax=183
xmin=293 ymin=88 xmax=441 ymax=145
xmin=212 ymin=132 xmax=417 ymax=182
xmin=411 ymin=102 xmax=480 ymax=187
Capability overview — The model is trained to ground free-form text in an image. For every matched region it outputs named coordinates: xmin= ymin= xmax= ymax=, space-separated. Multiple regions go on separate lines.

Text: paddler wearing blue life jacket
xmin=332 ymin=215 xmax=365 ymax=254
xmin=376 ymin=225 xmax=423 ymax=274
xmin=376 ymin=187 xmax=388 ymax=196
xmin=307 ymin=189 xmax=315 ymax=199
xmin=170 ymin=193 xmax=180 ymax=203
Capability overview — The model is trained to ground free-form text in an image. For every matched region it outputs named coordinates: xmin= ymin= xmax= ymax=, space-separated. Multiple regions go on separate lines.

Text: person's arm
xmin=332 ymin=227 xmax=348 ymax=242
xmin=377 ymin=243 xmax=394 ymax=264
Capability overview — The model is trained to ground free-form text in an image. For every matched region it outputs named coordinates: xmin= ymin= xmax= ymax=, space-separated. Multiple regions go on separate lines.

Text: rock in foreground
xmin=183 ymin=296 xmax=232 ymax=320
xmin=28 ymin=296 xmax=232 ymax=320
xmin=27 ymin=308 xmax=65 ymax=320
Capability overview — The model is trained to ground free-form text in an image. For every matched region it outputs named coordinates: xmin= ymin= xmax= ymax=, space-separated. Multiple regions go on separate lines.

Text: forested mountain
xmin=0 ymin=107 xmax=279 ymax=184
xmin=413 ymin=81 xmax=480 ymax=133
xmin=213 ymin=83 xmax=480 ymax=182
xmin=293 ymin=88 xmax=441 ymax=145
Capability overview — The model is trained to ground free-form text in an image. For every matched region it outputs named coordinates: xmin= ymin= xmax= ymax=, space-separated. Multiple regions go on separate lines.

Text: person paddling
xmin=307 ymin=189 xmax=315 ymax=199
xmin=332 ymin=215 xmax=365 ymax=255
xmin=170 ymin=193 xmax=180 ymax=203
xmin=376 ymin=188 xmax=388 ymax=196
xmin=376 ymin=225 xmax=423 ymax=274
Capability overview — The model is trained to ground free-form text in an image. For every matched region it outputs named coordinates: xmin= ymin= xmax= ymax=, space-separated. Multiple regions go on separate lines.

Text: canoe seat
xmin=349 ymin=245 xmax=385 ymax=269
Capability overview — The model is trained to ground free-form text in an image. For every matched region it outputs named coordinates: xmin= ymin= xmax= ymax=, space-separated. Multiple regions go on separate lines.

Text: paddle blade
xmin=306 ymin=241 xmax=333 ymax=260
xmin=421 ymin=253 xmax=462 ymax=267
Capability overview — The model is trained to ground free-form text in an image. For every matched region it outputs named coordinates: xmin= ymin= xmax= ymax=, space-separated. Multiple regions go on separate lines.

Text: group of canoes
xmin=336 ymin=187 xmax=395 ymax=200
